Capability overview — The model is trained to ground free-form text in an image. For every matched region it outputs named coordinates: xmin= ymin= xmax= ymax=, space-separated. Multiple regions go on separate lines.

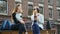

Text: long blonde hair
xmin=11 ymin=4 xmax=21 ymax=22
xmin=11 ymin=9 xmax=15 ymax=22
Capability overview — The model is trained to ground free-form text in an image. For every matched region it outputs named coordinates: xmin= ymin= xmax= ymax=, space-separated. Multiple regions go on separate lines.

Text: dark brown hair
xmin=33 ymin=8 xmax=40 ymax=13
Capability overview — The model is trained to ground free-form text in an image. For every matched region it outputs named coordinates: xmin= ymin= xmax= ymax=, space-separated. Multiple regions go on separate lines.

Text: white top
xmin=15 ymin=13 xmax=23 ymax=21
xmin=31 ymin=13 xmax=44 ymax=29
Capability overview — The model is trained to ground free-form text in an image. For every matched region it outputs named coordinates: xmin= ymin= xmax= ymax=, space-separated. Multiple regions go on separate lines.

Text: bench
xmin=0 ymin=30 xmax=55 ymax=34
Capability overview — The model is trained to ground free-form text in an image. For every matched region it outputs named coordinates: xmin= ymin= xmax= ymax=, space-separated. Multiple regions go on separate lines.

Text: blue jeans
xmin=32 ymin=22 xmax=42 ymax=34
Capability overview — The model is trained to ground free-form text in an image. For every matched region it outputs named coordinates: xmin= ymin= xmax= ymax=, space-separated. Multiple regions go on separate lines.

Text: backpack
xmin=46 ymin=21 xmax=51 ymax=30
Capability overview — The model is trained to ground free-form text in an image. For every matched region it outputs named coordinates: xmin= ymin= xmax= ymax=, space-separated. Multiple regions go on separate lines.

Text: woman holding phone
xmin=30 ymin=6 xmax=44 ymax=34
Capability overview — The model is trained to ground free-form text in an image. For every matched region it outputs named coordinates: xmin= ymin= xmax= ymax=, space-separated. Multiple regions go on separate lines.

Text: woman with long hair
xmin=31 ymin=6 xmax=44 ymax=34
xmin=12 ymin=4 xmax=26 ymax=34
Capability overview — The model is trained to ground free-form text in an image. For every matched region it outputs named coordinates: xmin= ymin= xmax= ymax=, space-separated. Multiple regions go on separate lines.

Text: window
xmin=39 ymin=7 xmax=44 ymax=14
xmin=57 ymin=10 xmax=60 ymax=19
xmin=28 ymin=4 xmax=33 ymax=16
xmin=57 ymin=0 xmax=60 ymax=6
xmin=48 ymin=0 xmax=53 ymax=5
xmin=28 ymin=0 xmax=33 ymax=2
xmin=49 ymin=8 xmax=53 ymax=18
xmin=0 ymin=0 xmax=8 ymax=14
xmin=39 ymin=0 xmax=44 ymax=4
xmin=58 ymin=26 xmax=60 ymax=34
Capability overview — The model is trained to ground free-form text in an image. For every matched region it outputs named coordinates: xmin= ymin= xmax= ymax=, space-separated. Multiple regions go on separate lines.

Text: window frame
xmin=48 ymin=0 xmax=53 ymax=5
xmin=57 ymin=7 xmax=60 ymax=21
xmin=39 ymin=4 xmax=44 ymax=14
xmin=28 ymin=2 xmax=33 ymax=16
xmin=0 ymin=0 xmax=8 ymax=15
xmin=38 ymin=4 xmax=44 ymax=15
xmin=57 ymin=10 xmax=60 ymax=19
xmin=57 ymin=0 xmax=60 ymax=7
xmin=39 ymin=0 xmax=44 ymax=4
xmin=49 ymin=8 xmax=53 ymax=20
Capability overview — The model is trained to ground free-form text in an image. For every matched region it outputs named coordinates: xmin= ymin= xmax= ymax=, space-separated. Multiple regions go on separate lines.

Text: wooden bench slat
xmin=1 ymin=30 xmax=55 ymax=34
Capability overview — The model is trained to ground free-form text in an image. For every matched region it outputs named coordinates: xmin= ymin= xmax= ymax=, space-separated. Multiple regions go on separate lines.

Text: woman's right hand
xmin=20 ymin=20 xmax=25 ymax=24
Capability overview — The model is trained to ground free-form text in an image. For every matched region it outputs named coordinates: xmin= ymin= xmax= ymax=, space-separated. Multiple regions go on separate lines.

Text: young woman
xmin=12 ymin=4 xmax=26 ymax=34
xmin=31 ymin=6 xmax=44 ymax=34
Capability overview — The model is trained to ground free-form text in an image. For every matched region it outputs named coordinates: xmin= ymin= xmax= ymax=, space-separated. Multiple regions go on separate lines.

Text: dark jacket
xmin=12 ymin=13 xmax=20 ymax=24
xmin=46 ymin=21 xmax=51 ymax=29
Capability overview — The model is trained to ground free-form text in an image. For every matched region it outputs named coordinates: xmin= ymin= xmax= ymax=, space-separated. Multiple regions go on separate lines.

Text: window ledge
xmin=15 ymin=0 xmax=21 ymax=2
xmin=28 ymin=1 xmax=33 ymax=5
xmin=0 ymin=13 xmax=8 ymax=15
xmin=49 ymin=18 xmax=53 ymax=20
xmin=57 ymin=19 xmax=60 ymax=21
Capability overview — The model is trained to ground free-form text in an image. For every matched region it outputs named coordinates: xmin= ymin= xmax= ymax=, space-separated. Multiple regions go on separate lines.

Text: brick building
xmin=0 ymin=0 xmax=60 ymax=34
